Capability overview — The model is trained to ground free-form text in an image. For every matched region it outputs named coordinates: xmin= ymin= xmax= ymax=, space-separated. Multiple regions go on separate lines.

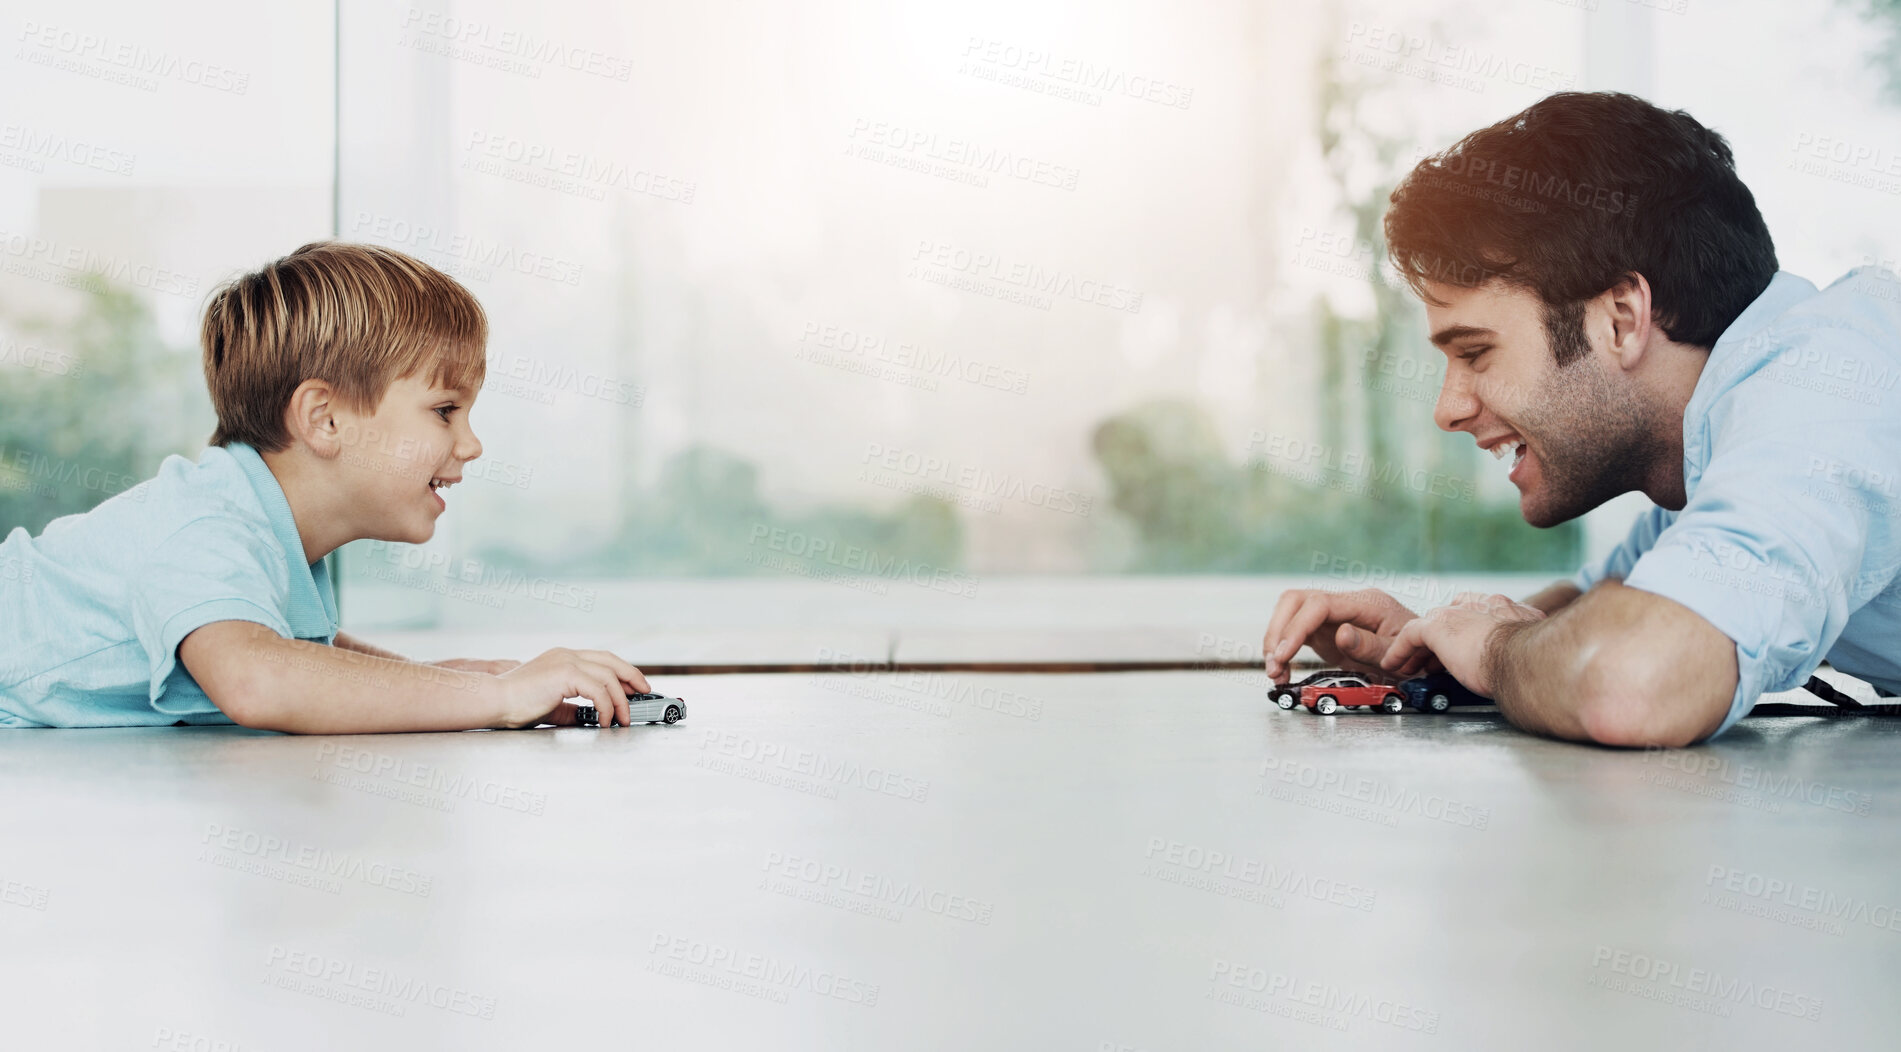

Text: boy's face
xmin=1421 ymin=279 xmax=1647 ymax=528
xmin=335 ymin=372 xmax=483 ymax=544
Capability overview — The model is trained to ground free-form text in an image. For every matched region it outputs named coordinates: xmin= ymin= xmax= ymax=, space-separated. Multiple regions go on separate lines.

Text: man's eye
xmin=1458 ymin=347 xmax=1489 ymax=363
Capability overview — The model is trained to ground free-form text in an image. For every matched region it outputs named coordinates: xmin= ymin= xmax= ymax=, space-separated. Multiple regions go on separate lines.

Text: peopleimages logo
xmin=847 ymin=117 xmax=1081 ymax=191
xmin=1703 ymin=864 xmax=1901 ymax=937
xmin=648 ymin=932 xmax=881 ymax=1007
xmin=814 ymin=648 xmax=1042 ymax=720
xmin=1258 ymin=754 xmax=1491 ymax=830
xmin=698 ymin=730 xmax=932 ymax=804
xmin=263 ymin=945 xmax=498 ymax=1019
xmin=313 ymin=742 xmax=548 ymax=815
xmin=760 ymin=850 xmax=995 ymax=924
xmin=1588 ymin=945 xmax=1823 ymax=1021
xmin=909 ymin=239 xmax=1143 ymax=314
xmin=1142 ymin=837 xmax=1377 ymax=911
xmin=1209 ymin=958 xmax=1440 ymax=1034
xmin=199 ymin=823 xmax=433 ymax=897
xmin=957 ymin=37 xmax=1195 ymax=109
xmin=859 ymin=442 xmax=1094 ymax=517
xmin=1425 ymin=153 xmax=1636 ymax=216
xmin=1640 ymin=747 xmax=1873 ymax=815
xmin=748 ymin=525 xmax=979 ymax=599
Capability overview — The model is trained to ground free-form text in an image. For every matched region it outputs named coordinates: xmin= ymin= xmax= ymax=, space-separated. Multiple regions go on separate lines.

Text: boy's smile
xmin=336 ymin=372 xmax=483 ymax=544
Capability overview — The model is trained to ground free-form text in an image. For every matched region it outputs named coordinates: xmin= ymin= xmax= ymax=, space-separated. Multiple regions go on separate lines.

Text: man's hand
xmin=1378 ymin=592 xmax=1547 ymax=697
xmin=430 ymin=658 xmax=523 ymax=676
xmin=1263 ymin=588 xmax=1422 ymax=684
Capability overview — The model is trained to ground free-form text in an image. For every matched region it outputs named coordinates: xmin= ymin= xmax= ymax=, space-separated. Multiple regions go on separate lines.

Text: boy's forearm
xmin=331 ymin=630 xmax=409 ymax=662
xmin=243 ymin=634 xmax=513 ymax=733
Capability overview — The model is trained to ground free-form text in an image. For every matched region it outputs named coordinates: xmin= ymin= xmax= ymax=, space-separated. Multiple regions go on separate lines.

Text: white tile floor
xmin=2 ymin=669 xmax=1895 ymax=1049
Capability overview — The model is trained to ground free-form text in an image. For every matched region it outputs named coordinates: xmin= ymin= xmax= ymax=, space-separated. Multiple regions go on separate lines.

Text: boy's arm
xmin=178 ymin=620 xmax=649 ymax=733
xmin=332 ymin=630 xmax=409 ymax=662
xmin=180 ymin=620 xmax=515 ymax=733
xmin=334 ymin=630 xmax=521 ymax=675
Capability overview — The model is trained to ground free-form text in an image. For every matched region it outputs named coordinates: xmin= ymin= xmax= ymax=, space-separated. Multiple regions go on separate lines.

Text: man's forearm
xmin=1520 ymin=579 xmax=1584 ymax=616
xmin=243 ymin=633 xmax=509 ymax=734
xmin=1484 ymin=581 xmax=1735 ymax=746
xmin=1484 ymin=608 xmax=1598 ymax=741
xmin=1466 ymin=580 xmax=1594 ymax=741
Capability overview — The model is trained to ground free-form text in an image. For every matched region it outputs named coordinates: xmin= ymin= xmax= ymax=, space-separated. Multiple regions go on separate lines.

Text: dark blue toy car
xmin=1398 ymin=672 xmax=1489 ymax=712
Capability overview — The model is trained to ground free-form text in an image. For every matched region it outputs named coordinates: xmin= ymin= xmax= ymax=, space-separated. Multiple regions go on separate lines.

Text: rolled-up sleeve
xmin=1619 ymin=418 xmax=1901 ymax=739
xmin=130 ymin=515 xmax=292 ymax=715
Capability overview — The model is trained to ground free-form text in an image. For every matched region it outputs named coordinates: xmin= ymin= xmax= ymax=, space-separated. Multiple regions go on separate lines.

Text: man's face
xmin=1421 ymin=279 xmax=1650 ymax=528
xmin=333 ymin=372 xmax=483 ymax=544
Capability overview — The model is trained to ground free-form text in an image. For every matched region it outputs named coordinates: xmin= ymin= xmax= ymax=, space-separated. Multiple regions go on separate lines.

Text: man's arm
xmin=1486 ymin=580 xmax=1735 ymax=746
xmin=1520 ymin=580 xmax=1583 ymax=617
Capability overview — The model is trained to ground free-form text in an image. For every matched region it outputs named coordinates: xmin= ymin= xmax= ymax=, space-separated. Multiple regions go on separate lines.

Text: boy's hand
xmin=430 ymin=658 xmax=522 ymax=676
xmin=486 ymin=648 xmax=651 ymax=729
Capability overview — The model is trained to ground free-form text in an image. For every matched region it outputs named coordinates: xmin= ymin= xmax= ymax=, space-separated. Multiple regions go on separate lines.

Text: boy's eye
xmin=435 ymin=405 xmax=458 ymax=421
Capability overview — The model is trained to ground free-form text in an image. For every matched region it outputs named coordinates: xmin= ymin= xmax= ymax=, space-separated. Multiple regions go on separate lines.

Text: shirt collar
xmin=1711 ymin=270 xmax=1818 ymax=355
xmin=1695 ymin=271 xmax=1820 ymax=399
xmin=1681 ymin=271 xmax=1821 ymax=478
xmin=224 ymin=441 xmax=339 ymax=642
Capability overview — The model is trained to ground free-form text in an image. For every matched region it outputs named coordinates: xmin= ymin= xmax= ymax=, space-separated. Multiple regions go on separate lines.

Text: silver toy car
xmin=573 ymin=692 xmax=687 ymax=727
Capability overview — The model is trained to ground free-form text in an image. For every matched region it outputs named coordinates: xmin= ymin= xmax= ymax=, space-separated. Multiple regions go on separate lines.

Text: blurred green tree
xmin=473 ymin=443 xmax=964 ymax=581
xmin=0 ymin=283 xmax=212 ymax=536
xmin=1089 ymin=23 xmax=1582 ymax=575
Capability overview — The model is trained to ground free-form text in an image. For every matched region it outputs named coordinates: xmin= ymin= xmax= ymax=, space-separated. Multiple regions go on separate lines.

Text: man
xmin=1263 ymin=92 xmax=1901 ymax=747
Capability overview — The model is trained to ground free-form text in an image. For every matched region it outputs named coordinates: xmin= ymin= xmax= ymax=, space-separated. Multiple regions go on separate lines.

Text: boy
xmin=0 ymin=241 xmax=650 ymax=731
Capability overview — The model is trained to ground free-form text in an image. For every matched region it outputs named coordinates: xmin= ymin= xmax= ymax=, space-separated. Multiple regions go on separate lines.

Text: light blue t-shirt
xmin=0 ymin=441 xmax=338 ymax=728
xmin=1573 ymin=267 xmax=1901 ymax=738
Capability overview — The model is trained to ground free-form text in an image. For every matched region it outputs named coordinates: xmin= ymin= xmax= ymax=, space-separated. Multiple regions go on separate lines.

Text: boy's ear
xmin=285 ymin=379 xmax=344 ymax=459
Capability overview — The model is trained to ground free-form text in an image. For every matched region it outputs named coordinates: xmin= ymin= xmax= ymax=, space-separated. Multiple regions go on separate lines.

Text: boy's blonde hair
xmin=202 ymin=241 xmax=487 ymax=452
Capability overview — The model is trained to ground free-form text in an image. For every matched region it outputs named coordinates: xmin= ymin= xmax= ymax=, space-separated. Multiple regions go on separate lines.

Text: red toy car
xmin=1294 ymin=671 xmax=1405 ymax=715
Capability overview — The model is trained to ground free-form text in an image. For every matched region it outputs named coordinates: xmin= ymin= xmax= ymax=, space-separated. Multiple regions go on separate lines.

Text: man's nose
xmin=1433 ymin=372 xmax=1479 ymax=433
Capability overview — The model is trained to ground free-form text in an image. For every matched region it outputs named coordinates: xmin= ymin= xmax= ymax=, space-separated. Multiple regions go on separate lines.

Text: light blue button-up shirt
xmin=0 ymin=441 xmax=338 ymax=727
xmin=1573 ymin=267 xmax=1901 ymax=738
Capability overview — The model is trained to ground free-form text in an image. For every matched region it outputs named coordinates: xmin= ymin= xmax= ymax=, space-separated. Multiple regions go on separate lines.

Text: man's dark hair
xmin=1384 ymin=91 xmax=1777 ymax=362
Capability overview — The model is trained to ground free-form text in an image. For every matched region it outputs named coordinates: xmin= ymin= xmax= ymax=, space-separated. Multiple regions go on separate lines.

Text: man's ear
xmin=284 ymin=379 xmax=343 ymax=459
xmin=1600 ymin=272 xmax=1656 ymax=371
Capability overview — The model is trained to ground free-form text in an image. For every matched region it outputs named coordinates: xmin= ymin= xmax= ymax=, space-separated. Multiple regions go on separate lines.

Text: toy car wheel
xmin=1382 ymin=693 xmax=1404 ymax=713
xmin=1314 ymin=694 xmax=1338 ymax=715
xmin=663 ymin=706 xmax=682 ymax=724
xmin=1428 ymin=692 xmax=1451 ymax=712
xmin=1274 ymin=692 xmax=1296 ymax=710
